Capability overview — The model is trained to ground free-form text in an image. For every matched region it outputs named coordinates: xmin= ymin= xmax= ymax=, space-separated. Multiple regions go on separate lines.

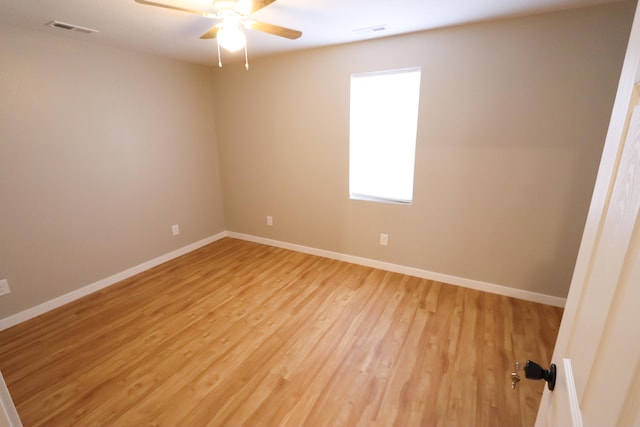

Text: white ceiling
xmin=0 ymin=0 xmax=622 ymax=67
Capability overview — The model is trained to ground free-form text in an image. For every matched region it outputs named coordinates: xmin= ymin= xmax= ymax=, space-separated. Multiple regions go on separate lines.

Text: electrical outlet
xmin=0 ymin=279 xmax=10 ymax=296
xmin=266 ymin=216 xmax=273 ymax=226
xmin=172 ymin=224 xmax=180 ymax=236
xmin=380 ymin=233 xmax=389 ymax=246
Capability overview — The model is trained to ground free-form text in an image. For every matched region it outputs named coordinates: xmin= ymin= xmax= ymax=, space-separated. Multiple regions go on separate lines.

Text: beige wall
xmin=0 ymin=24 xmax=226 ymax=318
xmin=212 ymin=1 xmax=635 ymax=298
xmin=0 ymin=2 xmax=634 ymax=322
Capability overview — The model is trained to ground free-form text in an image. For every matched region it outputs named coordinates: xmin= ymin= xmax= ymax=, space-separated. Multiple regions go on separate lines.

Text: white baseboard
xmin=0 ymin=232 xmax=227 ymax=331
xmin=0 ymin=230 xmax=566 ymax=331
xmin=228 ymin=232 xmax=567 ymax=308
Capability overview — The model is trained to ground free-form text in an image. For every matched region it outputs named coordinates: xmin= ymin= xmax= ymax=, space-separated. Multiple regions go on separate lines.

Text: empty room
xmin=1 ymin=0 xmax=639 ymax=426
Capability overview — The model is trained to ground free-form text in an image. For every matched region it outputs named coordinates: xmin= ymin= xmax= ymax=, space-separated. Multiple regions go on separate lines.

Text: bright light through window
xmin=349 ymin=68 xmax=421 ymax=204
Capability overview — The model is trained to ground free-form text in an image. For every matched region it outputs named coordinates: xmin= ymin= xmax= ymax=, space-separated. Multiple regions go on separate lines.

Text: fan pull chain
xmin=217 ymin=38 xmax=223 ymax=68
xmin=244 ymin=42 xmax=249 ymax=70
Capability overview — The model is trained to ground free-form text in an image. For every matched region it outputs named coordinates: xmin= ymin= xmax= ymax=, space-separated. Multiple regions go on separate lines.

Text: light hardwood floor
xmin=0 ymin=238 xmax=562 ymax=426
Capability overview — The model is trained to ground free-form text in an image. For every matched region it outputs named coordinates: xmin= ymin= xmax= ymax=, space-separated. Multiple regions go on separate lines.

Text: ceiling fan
xmin=134 ymin=0 xmax=302 ymax=68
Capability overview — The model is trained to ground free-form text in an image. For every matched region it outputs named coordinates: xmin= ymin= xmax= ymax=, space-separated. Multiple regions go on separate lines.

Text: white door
xmin=535 ymin=3 xmax=640 ymax=426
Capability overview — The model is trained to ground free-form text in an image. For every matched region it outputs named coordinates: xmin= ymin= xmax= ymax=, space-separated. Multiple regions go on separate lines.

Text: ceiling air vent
xmin=49 ymin=20 xmax=98 ymax=34
xmin=352 ymin=25 xmax=389 ymax=35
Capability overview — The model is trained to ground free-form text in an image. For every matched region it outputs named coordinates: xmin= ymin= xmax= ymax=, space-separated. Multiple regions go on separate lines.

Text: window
xmin=349 ymin=68 xmax=421 ymax=204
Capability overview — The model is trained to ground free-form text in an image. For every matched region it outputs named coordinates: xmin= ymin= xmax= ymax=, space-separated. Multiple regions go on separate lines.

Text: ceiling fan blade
xmin=249 ymin=0 xmax=277 ymax=14
xmin=234 ymin=0 xmax=277 ymax=15
xmin=199 ymin=26 xmax=220 ymax=39
xmin=134 ymin=0 xmax=215 ymax=18
xmin=245 ymin=20 xmax=302 ymax=39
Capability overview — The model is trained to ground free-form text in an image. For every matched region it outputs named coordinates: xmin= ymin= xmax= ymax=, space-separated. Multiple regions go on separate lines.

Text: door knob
xmin=524 ymin=360 xmax=556 ymax=391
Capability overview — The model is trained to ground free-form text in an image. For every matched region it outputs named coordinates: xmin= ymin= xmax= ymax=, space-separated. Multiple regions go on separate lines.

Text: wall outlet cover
xmin=0 ymin=279 xmax=10 ymax=296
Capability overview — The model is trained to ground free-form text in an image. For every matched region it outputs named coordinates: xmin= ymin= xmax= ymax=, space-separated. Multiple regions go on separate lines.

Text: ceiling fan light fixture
xmin=217 ymin=18 xmax=246 ymax=52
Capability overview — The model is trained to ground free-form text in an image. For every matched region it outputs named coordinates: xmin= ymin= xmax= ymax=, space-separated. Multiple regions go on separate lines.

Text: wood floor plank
xmin=0 ymin=237 xmax=563 ymax=426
